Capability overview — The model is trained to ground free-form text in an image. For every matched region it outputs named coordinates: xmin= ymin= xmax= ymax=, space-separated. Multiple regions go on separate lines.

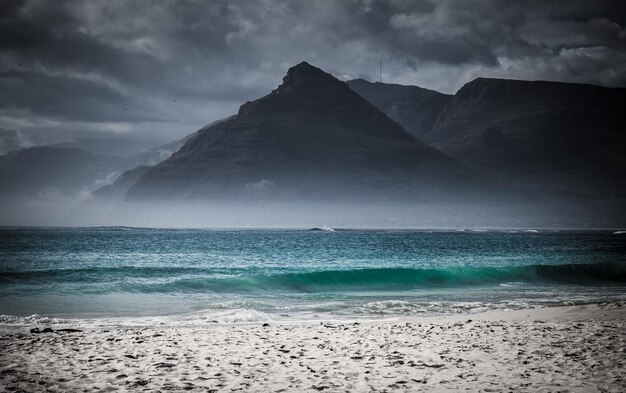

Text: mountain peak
xmin=290 ymin=61 xmax=316 ymax=71
xmin=233 ymin=62 xmax=417 ymax=143
xmin=286 ymin=61 xmax=324 ymax=77
xmin=273 ymin=61 xmax=340 ymax=94
xmin=238 ymin=61 xmax=362 ymax=118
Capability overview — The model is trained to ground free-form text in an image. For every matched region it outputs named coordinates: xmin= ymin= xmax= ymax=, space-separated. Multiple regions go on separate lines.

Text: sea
xmin=1 ymin=227 xmax=625 ymax=327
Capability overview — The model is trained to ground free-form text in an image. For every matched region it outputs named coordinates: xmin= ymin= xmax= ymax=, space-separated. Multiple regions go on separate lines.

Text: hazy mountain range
xmin=1 ymin=62 xmax=624 ymax=227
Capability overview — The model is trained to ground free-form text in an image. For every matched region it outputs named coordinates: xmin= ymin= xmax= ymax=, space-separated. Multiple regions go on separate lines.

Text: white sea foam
xmin=499 ymin=282 xmax=527 ymax=287
xmin=450 ymin=302 xmax=491 ymax=313
xmin=198 ymin=300 xmax=271 ymax=310
xmin=212 ymin=309 xmax=274 ymax=323
xmin=0 ymin=314 xmax=69 ymax=326
xmin=500 ymin=300 xmax=533 ymax=310
xmin=358 ymin=300 xmax=428 ymax=315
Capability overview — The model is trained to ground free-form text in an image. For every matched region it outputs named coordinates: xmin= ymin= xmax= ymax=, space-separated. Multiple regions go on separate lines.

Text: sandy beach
xmin=0 ymin=303 xmax=624 ymax=392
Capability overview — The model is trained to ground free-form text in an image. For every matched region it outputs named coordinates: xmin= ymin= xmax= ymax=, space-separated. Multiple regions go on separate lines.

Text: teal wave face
xmin=2 ymin=262 xmax=624 ymax=295
xmin=205 ymin=262 xmax=626 ymax=293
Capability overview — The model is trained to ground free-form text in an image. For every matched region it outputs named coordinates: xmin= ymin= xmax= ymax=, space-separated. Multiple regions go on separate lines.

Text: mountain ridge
xmin=347 ymin=78 xmax=451 ymax=140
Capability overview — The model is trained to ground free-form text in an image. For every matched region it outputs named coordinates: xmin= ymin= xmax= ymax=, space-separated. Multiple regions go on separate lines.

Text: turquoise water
xmin=0 ymin=228 xmax=625 ymax=324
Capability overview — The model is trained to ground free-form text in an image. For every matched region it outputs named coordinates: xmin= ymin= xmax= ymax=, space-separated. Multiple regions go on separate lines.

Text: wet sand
xmin=0 ymin=303 xmax=624 ymax=392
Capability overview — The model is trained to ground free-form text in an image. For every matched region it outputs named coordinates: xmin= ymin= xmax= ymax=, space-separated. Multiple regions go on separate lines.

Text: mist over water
xmin=0 ymin=197 xmax=617 ymax=229
xmin=1 ymin=228 xmax=624 ymax=324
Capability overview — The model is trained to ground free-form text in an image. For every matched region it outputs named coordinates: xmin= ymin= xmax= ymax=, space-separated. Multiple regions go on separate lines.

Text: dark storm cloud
xmin=0 ymin=0 xmax=625 ymax=148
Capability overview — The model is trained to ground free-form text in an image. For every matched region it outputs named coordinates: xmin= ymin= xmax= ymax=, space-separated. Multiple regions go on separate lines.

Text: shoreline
xmin=1 ymin=301 xmax=623 ymax=330
xmin=1 ymin=303 xmax=624 ymax=392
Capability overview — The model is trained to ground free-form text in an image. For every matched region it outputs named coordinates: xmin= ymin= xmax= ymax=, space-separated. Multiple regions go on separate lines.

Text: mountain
xmin=347 ymin=79 xmax=451 ymax=139
xmin=59 ymin=129 xmax=212 ymax=225
xmin=49 ymin=138 xmax=168 ymax=158
xmin=85 ymin=116 xmax=232 ymax=201
xmin=0 ymin=125 xmax=210 ymax=201
xmin=126 ymin=131 xmax=200 ymax=167
xmin=92 ymin=165 xmax=152 ymax=199
xmin=428 ymin=78 xmax=626 ymax=197
xmin=350 ymin=77 xmax=626 ymax=198
xmin=126 ymin=62 xmax=477 ymax=202
xmin=58 ymin=64 xmax=625 ymax=227
xmin=65 ymin=164 xmax=153 ymax=226
xmin=0 ymin=146 xmax=124 ymax=199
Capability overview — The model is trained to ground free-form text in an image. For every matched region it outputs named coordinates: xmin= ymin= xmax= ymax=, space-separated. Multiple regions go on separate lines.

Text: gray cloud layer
xmin=1 ymin=0 xmax=625 ymax=149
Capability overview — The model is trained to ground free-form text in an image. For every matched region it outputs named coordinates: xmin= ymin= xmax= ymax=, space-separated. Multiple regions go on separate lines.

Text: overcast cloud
xmin=1 ymin=0 xmax=625 ymax=150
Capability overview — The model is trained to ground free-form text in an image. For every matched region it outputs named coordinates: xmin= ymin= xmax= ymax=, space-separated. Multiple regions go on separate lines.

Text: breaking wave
xmin=1 ymin=262 xmax=624 ymax=295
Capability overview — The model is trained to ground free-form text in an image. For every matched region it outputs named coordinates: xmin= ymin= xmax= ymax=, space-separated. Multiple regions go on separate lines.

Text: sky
xmin=1 ymin=0 xmax=625 ymax=154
